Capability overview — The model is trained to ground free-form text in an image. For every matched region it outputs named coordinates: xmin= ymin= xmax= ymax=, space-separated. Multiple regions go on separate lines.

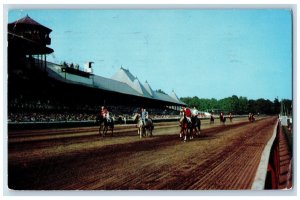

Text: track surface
xmin=8 ymin=117 xmax=277 ymax=190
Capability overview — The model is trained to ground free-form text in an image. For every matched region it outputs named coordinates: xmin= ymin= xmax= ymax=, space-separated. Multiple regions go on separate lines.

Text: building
xmin=7 ymin=15 xmax=185 ymax=115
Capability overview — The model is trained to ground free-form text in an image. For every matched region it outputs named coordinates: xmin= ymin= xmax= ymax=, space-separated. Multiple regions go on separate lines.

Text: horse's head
xmin=132 ymin=113 xmax=140 ymax=122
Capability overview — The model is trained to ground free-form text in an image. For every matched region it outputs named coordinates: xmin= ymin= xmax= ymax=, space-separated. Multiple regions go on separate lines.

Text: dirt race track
xmin=8 ymin=116 xmax=278 ymax=190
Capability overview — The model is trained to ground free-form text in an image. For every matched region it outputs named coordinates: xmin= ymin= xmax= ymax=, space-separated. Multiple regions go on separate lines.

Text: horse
xmin=191 ymin=115 xmax=201 ymax=138
xmin=220 ymin=114 xmax=226 ymax=125
xmin=179 ymin=116 xmax=193 ymax=142
xmin=96 ymin=114 xmax=114 ymax=137
xmin=132 ymin=113 xmax=154 ymax=138
xmin=248 ymin=114 xmax=255 ymax=122
xmin=210 ymin=115 xmax=215 ymax=124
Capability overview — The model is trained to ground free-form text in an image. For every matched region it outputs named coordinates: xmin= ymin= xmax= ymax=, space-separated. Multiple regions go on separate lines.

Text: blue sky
xmin=8 ymin=9 xmax=292 ymax=100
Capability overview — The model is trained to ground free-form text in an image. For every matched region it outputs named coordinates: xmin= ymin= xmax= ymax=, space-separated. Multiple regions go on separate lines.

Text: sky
xmin=7 ymin=8 xmax=293 ymax=100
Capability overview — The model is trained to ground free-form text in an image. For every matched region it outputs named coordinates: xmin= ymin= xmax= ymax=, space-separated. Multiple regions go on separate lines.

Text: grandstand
xmin=7 ymin=15 xmax=185 ymax=124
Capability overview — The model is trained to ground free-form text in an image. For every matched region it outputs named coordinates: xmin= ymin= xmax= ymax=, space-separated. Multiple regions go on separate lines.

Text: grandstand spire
xmin=144 ymin=80 xmax=154 ymax=97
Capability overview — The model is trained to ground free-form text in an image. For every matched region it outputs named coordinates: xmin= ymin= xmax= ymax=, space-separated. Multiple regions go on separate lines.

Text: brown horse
xmin=219 ymin=112 xmax=226 ymax=125
xmin=248 ymin=113 xmax=255 ymax=122
xmin=191 ymin=116 xmax=201 ymax=138
xmin=96 ymin=114 xmax=114 ymax=137
xmin=179 ymin=117 xmax=193 ymax=142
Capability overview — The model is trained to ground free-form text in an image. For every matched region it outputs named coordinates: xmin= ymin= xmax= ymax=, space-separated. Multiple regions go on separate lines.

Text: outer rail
xmin=252 ymin=120 xmax=279 ymax=189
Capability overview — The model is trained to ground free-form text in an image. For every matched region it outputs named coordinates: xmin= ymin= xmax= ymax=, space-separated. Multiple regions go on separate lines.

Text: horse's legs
xmin=139 ymin=127 xmax=142 ymax=138
xmin=149 ymin=129 xmax=152 ymax=137
xmin=145 ymin=127 xmax=147 ymax=137
xmin=99 ymin=125 xmax=103 ymax=136
xmin=180 ymin=126 xmax=183 ymax=138
xmin=183 ymin=128 xmax=187 ymax=142
xmin=103 ymin=126 xmax=107 ymax=137
xmin=190 ymin=127 xmax=193 ymax=140
xmin=105 ymin=126 xmax=109 ymax=136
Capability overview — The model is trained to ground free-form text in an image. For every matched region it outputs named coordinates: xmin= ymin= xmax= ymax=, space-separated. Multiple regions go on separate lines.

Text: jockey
xmin=99 ymin=106 xmax=105 ymax=119
xmin=191 ymin=107 xmax=199 ymax=117
xmin=141 ymin=107 xmax=148 ymax=126
xmin=102 ymin=106 xmax=111 ymax=123
xmin=182 ymin=106 xmax=192 ymax=124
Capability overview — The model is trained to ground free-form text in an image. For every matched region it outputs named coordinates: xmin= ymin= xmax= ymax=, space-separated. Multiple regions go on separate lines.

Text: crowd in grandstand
xmin=8 ymin=112 xmax=96 ymax=123
xmin=8 ymin=101 xmax=180 ymax=123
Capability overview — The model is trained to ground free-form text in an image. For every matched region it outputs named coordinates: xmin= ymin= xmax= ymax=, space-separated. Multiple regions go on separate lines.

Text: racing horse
xmin=191 ymin=115 xmax=201 ymax=138
xmin=210 ymin=114 xmax=215 ymax=124
xmin=248 ymin=113 xmax=255 ymax=122
xmin=96 ymin=114 xmax=114 ymax=137
xmin=133 ymin=113 xmax=154 ymax=138
xmin=220 ymin=113 xmax=226 ymax=125
xmin=179 ymin=116 xmax=193 ymax=142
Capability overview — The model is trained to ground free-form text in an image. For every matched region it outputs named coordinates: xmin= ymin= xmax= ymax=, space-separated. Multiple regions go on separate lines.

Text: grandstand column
xmin=38 ymin=54 xmax=41 ymax=67
xmin=44 ymin=54 xmax=47 ymax=72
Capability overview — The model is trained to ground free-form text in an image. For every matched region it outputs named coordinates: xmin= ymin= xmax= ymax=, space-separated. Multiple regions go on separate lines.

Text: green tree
xmin=180 ymin=95 xmax=289 ymax=115
xmin=273 ymin=98 xmax=281 ymax=114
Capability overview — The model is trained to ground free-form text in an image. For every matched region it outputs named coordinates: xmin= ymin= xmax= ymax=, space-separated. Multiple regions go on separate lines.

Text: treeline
xmin=180 ymin=95 xmax=292 ymax=115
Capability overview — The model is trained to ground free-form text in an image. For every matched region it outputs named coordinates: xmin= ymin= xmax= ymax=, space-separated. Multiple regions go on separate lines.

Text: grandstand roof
xmin=8 ymin=15 xmax=53 ymax=55
xmin=170 ymin=90 xmax=181 ymax=102
xmin=111 ymin=68 xmax=152 ymax=98
xmin=47 ymin=62 xmax=185 ymax=105
xmin=111 ymin=67 xmax=135 ymax=84
xmin=110 ymin=67 xmax=185 ymax=105
xmin=144 ymin=81 xmax=154 ymax=97
xmin=132 ymin=78 xmax=152 ymax=98
xmin=48 ymin=65 xmax=185 ymax=105
xmin=8 ymin=15 xmax=52 ymax=33
xmin=93 ymin=75 xmax=143 ymax=96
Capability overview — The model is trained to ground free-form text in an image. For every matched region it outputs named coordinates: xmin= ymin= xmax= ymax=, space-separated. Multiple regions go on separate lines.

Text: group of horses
xmin=96 ymin=111 xmax=256 ymax=143
xmin=179 ymin=116 xmax=201 ymax=142
xmin=96 ymin=112 xmax=154 ymax=138
xmin=95 ymin=111 xmax=202 ymax=142
xmin=96 ymin=111 xmax=243 ymax=142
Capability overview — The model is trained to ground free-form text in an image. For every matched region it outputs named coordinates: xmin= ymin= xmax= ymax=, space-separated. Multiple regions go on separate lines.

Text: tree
xmin=281 ymin=99 xmax=292 ymax=115
xmin=273 ymin=98 xmax=281 ymax=114
xmin=180 ymin=95 xmax=290 ymax=115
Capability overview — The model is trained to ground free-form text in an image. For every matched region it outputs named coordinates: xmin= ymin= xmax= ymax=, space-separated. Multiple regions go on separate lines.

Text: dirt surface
xmin=7 ymin=116 xmax=277 ymax=190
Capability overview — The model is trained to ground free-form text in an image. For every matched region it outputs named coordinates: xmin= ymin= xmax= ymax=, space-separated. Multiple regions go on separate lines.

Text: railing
xmin=251 ymin=120 xmax=279 ymax=190
xmin=251 ymin=120 xmax=291 ymax=189
xmin=265 ymin=123 xmax=280 ymax=189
